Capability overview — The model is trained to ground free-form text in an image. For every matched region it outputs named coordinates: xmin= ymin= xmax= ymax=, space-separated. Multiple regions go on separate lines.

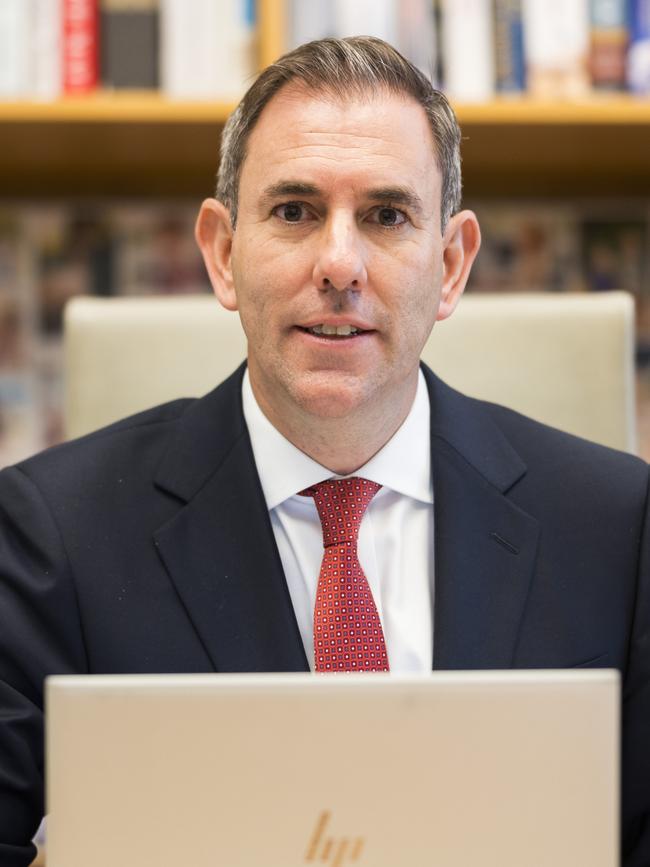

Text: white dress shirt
xmin=242 ymin=369 xmax=434 ymax=673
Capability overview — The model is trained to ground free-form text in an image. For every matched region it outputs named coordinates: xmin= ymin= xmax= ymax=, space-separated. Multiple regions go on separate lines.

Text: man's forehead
xmin=249 ymin=81 xmax=434 ymax=145
xmin=241 ymin=83 xmax=440 ymax=198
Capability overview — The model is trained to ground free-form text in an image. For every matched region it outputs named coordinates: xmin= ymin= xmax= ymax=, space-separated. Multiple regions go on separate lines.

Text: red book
xmin=63 ymin=0 xmax=99 ymax=95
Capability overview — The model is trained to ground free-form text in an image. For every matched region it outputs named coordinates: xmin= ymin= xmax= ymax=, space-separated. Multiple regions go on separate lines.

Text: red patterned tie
xmin=299 ymin=477 xmax=390 ymax=672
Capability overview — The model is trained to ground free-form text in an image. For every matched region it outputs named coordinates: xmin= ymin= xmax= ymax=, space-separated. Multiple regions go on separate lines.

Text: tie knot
xmin=299 ymin=477 xmax=381 ymax=547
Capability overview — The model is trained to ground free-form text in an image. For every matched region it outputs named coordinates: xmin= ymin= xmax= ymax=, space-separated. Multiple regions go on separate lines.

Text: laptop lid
xmin=46 ymin=670 xmax=619 ymax=867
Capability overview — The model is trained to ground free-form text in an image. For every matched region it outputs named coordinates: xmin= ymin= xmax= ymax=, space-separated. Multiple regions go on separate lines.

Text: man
xmin=0 ymin=37 xmax=648 ymax=867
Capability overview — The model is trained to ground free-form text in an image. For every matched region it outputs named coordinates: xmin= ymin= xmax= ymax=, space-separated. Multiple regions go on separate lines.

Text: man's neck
xmin=249 ymin=376 xmax=419 ymax=475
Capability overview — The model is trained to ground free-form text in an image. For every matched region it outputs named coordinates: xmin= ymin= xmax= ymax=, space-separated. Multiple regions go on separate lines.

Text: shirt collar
xmin=242 ymin=368 xmax=433 ymax=509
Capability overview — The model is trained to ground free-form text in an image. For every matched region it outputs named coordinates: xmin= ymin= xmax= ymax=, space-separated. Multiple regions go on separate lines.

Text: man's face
xmin=206 ymin=85 xmax=472 ymax=427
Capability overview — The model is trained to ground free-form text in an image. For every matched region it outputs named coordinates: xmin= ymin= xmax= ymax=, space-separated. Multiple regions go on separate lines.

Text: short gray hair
xmin=216 ymin=36 xmax=462 ymax=231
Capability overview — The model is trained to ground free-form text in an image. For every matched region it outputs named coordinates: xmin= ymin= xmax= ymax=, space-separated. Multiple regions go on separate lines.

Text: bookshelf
xmin=458 ymin=97 xmax=650 ymax=197
xmin=0 ymin=0 xmax=649 ymax=198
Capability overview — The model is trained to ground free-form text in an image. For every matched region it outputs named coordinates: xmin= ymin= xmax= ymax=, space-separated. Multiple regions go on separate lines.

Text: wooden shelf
xmin=0 ymin=92 xmax=649 ymax=125
xmin=0 ymin=93 xmax=236 ymax=123
xmin=456 ymin=97 xmax=650 ymax=197
xmin=456 ymin=95 xmax=650 ymax=125
xmin=0 ymin=94 xmax=649 ymax=198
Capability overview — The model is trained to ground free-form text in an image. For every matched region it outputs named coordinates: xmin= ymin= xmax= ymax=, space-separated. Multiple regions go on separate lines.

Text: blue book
xmin=589 ymin=0 xmax=629 ymax=90
xmin=494 ymin=0 xmax=526 ymax=93
xmin=628 ymin=0 xmax=650 ymax=92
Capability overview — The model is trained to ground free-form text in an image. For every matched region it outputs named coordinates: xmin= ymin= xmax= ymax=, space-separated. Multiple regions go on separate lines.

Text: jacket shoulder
xmin=482 ymin=398 xmax=644 ymax=468
xmin=14 ymin=397 xmax=195 ymax=480
xmin=476 ymin=398 xmax=649 ymax=515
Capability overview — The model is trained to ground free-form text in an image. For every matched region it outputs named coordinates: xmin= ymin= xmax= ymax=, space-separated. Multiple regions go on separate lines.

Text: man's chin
xmin=290 ymin=374 xmax=375 ymax=420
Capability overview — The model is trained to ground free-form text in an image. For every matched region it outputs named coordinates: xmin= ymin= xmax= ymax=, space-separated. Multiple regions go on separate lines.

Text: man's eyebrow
xmin=258 ymin=181 xmax=425 ymax=216
xmin=260 ymin=181 xmax=322 ymax=204
xmin=365 ymin=187 xmax=425 ymax=215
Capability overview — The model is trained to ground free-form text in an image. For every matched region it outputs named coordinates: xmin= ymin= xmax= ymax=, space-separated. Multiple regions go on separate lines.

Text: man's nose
xmin=312 ymin=217 xmax=368 ymax=293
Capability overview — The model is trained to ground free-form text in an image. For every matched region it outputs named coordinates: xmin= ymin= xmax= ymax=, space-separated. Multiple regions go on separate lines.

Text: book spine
xmin=522 ymin=0 xmax=590 ymax=97
xmin=218 ymin=0 xmax=256 ymax=100
xmin=396 ymin=0 xmax=438 ymax=79
xmin=432 ymin=0 xmax=444 ymax=88
xmin=160 ymin=0 xmax=200 ymax=98
xmin=0 ymin=0 xmax=30 ymax=97
xmin=32 ymin=0 xmax=63 ymax=100
xmin=100 ymin=0 xmax=159 ymax=90
xmin=627 ymin=0 xmax=650 ymax=93
xmin=63 ymin=0 xmax=99 ymax=95
xmin=288 ymin=0 xmax=335 ymax=49
xmin=441 ymin=0 xmax=495 ymax=101
xmin=333 ymin=0 xmax=399 ymax=44
xmin=161 ymin=0 xmax=255 ymax=100
xmin=494 ymin=0 xmax=526 ymax=93
xmin=589 ymin=0 xmax=629 ymax=90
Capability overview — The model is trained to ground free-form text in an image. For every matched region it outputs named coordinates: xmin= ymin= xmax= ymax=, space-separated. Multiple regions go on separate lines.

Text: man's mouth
xmin=301 ymin=324 xmax=368 ymax=338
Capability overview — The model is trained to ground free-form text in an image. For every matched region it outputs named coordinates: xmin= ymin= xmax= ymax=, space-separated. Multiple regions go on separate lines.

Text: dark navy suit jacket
xmin=0 ymin=363 xmax=648 ymax=866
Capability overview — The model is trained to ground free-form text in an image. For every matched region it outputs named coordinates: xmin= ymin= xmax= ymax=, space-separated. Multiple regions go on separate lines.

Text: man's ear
xmin=195 ymin=198 xmax=238 ymax=311
xmin=436 ymin=210 xmax=481 ymax=322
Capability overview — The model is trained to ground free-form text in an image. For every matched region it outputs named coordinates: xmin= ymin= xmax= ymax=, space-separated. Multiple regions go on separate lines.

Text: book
xmin=440 ymin=0 xmax=495 ymax=101
xmin=100 ymin=0 xmax=159 ymax=89
xmin=628 ymin=0 xmax=650 ymax=93
xmin=110 ymin=204 xmax=210 ymax=295
xmin=27 ymin=206 xmax=114 ymax=335
xmin=580 ymin=213 xmax=650 ymax=351
xmin=494 ymin=0 xmax=526 ymax=93
xmin=0 ymin=198 xmax=214 ymax=466
xmin=466 ymin=202 xmax=582 ymax=294
xmin=522 ymin=0 xmax=590 ymax=98
xmin=333 ymin=0 xmax=399 ymax=44
xmin=431 ymin=0 xmax=444 ymax=88
xmin=0 ymin=369 xmax=42 ymax=468
xmin=580 ymin=217 xmax=647 ymax=295
xmin=288 ymin=0 xmax=334 ymax=48
xmin=0 ymin=211 xmax=42 ymax=468
xmin=396 ymin=0 xmax=438 ymax=78
xmin=589 ymin=0 xmax=629 ymax=90
xmin=32 ymin=0 xmax=63 ymax=100
xmin=288 ymin=0 xmax=437 ymax=79
xmin=0 ymin=0 xmax=30 ymax=98
xmin=160 ymin=0 xmax=255 ymax=100
xmin=63 ymin=0 xmax=99 ymax=95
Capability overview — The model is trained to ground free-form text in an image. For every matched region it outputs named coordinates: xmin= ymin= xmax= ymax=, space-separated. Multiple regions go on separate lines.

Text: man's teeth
xmin=309 ymin=324 xmax=360 ymax=336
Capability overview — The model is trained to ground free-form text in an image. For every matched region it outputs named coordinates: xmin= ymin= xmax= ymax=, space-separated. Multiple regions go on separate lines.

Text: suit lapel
xmin=152 ymin=366 xmax=308 ymax=673
xmin=424 ymin=368 xmax=540 ymax=670
xmin=150 ymin=363 xmax=540 ymax=674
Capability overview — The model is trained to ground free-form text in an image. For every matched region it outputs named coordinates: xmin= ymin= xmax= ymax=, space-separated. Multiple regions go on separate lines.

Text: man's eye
xmin=371 ymin=207 xmax=408 ymax=228
xmin=273 ymin=202 xmax=309 ymax=222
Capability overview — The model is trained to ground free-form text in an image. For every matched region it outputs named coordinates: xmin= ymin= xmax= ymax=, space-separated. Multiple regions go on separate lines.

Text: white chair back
xmin=64 ymin=291 xmax=636 ymax=453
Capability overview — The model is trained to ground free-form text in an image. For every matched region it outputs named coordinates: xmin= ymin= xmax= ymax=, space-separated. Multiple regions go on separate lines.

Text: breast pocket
xmin=570 ymin=652 xmax=612 ymax=668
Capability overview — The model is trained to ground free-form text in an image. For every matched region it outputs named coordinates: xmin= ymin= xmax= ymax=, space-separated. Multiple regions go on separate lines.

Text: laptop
xmin=46 ymin=670 xmax=619 ymax=867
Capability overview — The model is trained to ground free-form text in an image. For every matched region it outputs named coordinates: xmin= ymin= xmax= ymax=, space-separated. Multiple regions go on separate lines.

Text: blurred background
xmin=1 ymin=0 xmax=650 ymax=470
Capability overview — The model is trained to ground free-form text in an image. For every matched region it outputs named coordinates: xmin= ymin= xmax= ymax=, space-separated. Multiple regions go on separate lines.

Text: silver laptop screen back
xmin=46 ymin=670 xmax=619 ymax=867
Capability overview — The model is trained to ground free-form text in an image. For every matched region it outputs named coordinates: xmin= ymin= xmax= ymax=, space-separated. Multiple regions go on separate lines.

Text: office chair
xmin=64 ymin=291 xmax=636 ymax=453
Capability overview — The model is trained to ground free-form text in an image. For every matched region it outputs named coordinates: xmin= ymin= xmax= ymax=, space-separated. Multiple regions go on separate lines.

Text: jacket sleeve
xmin=0 ymin=466 xmax=88 ymax=867
xmin=622 ymin=465 xmax=650 ymax=867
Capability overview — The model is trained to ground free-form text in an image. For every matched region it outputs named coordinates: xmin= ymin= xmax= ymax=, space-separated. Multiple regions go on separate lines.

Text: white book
xmin=441 ymin=0 xmax=494 ymax=101
xmin=334 ymin=0 xmax=398 ymax=43
xmin=397 ymin=0 xmax=438 ymax=79
xmin=31 ymin=0 xmax=63 ymax=101
xmin=290 ymin=0 xmax=436 ymax=82
xmin=522 ymin=0 xmax=590 ymax=97
xmin=215 ymin=0 xmax=256 ymax=99
xmin=161 ymin=0 xmax=255 ymax=100
xmin=288 ymin=0 xmax=334 ymax=49
xmin=0 ymin=0 xmax=31 ymax=97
